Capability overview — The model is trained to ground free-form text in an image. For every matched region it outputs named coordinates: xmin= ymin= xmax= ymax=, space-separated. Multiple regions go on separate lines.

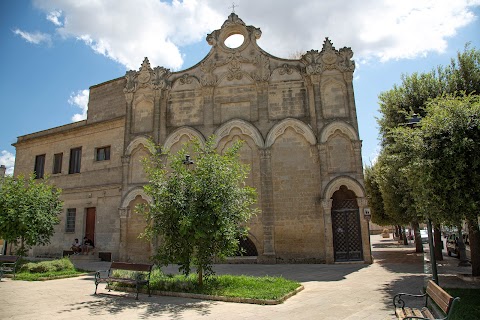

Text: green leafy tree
xmin=140 ymin=137 xmax=258 ymax=285
xmin=0 ymin=174 xmax=63 ymax=256
xmin=373 ymin=45 xmax=480 ymax=257
xmin=413 ymin=95 xmax=480 ymax=275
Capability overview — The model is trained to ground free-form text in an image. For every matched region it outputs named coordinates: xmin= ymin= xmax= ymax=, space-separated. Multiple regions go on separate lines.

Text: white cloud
xmin=0 ymin=150 xmax=15 ymax=175
xmin=69 ymin=89 xmax=89 ymax=122
xmin=13 ymin=29 xmax=52 ymax=45
xmin=46 ymin=9 xmax=63 ymax=26
xmin=32 ymin=0 xmax=479 ymax=69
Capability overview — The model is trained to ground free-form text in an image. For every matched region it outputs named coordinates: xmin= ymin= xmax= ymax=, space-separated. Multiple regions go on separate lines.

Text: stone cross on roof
xmin=229 ymin=2 xmax=238 ymax=13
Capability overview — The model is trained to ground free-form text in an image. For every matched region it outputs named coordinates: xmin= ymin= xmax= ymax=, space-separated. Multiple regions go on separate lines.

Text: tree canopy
xmin=140 ymin=137 xmax=259 ymax=285
xmin=369 ymin=44 xmax=480 ymax=275
xmin=0 ymin=174 xmax=63 ymax=256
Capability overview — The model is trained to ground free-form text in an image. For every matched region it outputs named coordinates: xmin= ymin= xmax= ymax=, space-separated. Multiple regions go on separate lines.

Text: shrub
xmin=20 ymin=258 xmax=75 ymax=274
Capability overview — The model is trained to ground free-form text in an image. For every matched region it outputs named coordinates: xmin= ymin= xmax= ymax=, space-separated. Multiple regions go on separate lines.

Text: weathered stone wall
xmin=88 ymin=78 xmax=126 ymax=124
xmin=13 ymin=118 xmax=124 ymax=258
xmin=13 ymin=13 xmax=369 ymax=264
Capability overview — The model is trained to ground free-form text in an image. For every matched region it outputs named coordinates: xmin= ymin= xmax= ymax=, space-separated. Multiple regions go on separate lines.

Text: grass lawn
xmin=110 ymin=268 xmax=301 ymax=301
xmin=446 ymin=288 xmax=480 ymax=320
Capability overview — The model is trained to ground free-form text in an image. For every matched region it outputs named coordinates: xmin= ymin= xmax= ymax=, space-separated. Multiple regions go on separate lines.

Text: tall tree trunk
xmin=434 ymin=224 xmax=443 ymax=261
xmin=198 ymin=267 xmax=203 ymax=286
xmin=467 ymin=218 xmax=480 ymax=276
xmin=412 ymin=221 xmax=423 ymax=253
xmin=395 ymin=225 xmax=401 ymax=239
xmin=457 ymin=225 xmax=470 ymax=267
xmin=402 ymin=226 xmax=408 ymax=245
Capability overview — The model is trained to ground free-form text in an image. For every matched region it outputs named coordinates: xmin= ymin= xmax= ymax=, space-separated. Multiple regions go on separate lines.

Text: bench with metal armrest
xmin=94 ymin=261 xmax=154 ymax=300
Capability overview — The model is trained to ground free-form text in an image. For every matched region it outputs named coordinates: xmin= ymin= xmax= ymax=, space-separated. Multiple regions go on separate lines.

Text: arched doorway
xmin=125 ymin=195 xmax=151 ymax=263
xmin=331 ymin=185 xmax=363 ymax=262
xmin=235 ymin=237 xmax=258 ymax=256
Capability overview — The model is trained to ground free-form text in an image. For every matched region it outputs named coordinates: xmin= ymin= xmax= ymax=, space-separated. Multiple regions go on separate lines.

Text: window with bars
xmin=34 ymin=154 xmax=46 ymax=179
xmin=96 ymin=146 xmax=111 ymax=161
xmin=69 ymin=147 xmax=82 ymax=174
xmin=65 ymin=208 xmax=76 ymax=233
xmin=53 ymin=153 xmax=63 ymax=174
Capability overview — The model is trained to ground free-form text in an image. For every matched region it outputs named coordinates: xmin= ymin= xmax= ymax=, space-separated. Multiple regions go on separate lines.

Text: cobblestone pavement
xmin=0 ymin=235 xmax=477 ymax=320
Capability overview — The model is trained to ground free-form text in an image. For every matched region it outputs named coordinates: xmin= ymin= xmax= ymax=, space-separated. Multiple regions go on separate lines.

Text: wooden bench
xmin=0 ymin=255 xmax=20 ymax=281
xmin=393 ymin=280 xmax=460 ymax=319
xmin=94 ymin=262 xmax=154 ymax=300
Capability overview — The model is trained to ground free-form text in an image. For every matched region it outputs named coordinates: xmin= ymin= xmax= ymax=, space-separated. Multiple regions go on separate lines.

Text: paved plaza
xmin=0 ymin=235 xmax=477 ymax=320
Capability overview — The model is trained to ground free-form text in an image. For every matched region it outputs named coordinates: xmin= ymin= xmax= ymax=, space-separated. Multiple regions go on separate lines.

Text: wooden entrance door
xmin=85 ymin=208 xmax=96 ymax=243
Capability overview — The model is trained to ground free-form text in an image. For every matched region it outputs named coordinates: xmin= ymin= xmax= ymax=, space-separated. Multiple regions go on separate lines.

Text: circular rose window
xmin=224 ymin=34 xmax=244 ymax=49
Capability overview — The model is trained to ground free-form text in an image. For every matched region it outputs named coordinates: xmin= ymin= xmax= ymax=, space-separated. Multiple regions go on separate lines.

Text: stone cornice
xmin=13 ymin=116 xmax=125 ymax=146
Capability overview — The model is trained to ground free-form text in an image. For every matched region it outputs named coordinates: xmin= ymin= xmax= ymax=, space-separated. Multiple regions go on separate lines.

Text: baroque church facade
xmin=13 ymin=14 xmax=372 ymax=264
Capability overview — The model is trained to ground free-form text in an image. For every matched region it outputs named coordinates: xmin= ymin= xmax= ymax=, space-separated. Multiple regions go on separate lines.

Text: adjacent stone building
xmin=13 ymin=13 xmax=371 ymax=264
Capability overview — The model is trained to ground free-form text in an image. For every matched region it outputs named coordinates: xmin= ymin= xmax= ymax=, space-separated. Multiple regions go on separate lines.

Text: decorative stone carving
xmin=251 ymin=54 xmax=270 ymax=82
xmin=179 ymin=74 xmax=193 ymax=85
xmin=301 ymin=38 xmax=355 ymax=75
xmin=279 ymin=64 xmax=294 ymax=76
xmin=260 ymin=148 xmax=271 ymax=160
xmin=227 ymin=52 xmax=246 ymax=81
xmin=118 ymin=207 xmax=129 ymax=219
xmin=123 ymin=57 xmax=171 ymax=94
xmin=200 ymin=60 xmax=217 ymax=86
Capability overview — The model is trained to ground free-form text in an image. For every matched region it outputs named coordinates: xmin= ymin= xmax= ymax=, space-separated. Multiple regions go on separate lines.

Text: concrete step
xmin=68 ymin=254 xmax=101 ymax=262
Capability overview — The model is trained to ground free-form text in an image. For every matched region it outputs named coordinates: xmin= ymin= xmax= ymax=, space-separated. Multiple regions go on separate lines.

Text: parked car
xmin=446 ymin=233 xmax=469 ymax=257
xmin=420 ymin=229 xmax=429 ymax=243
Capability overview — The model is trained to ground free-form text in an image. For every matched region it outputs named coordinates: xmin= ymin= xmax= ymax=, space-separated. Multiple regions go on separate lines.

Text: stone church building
xmin=13 ymin=14 xmax=371 ymax=264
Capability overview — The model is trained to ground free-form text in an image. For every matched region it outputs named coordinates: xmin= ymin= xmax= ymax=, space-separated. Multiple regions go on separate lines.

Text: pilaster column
xmin=153 ymin=89 xmax=162 ymax=144
xmin=259 ymin=148 xmax=276 ymax=263
xmin=344 ymin=72 xmax=359 ymax=131
xmin=356 ymin=197 xmax=373 ymax=263
xmin=121 ymin=156 xmax=130 ymax=194
xmin=353 ymin=140 xmax=363 ymax=175
xmin=158 ymin=90 xmax=168 ymax=144
xmin=118 ymin=207 xmax=130 ymax=261
xmin=255 ymin=81 xmax=268 ymax=123
xmin=322 ymin=199 xmax=334 ymax=263
xmin=305 ymin=75 xmax=319 ymax=134
xmin=124 ymin=92 xmax=134 ymax=144
xmin=202 ymin=86 xmax=215 ymax=129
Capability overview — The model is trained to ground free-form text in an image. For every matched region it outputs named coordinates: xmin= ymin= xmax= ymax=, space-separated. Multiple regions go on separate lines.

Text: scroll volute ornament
xmin=301 ymin=38 xmax=355 ymax=74
xmin=124 ymin=57 xmax=171 ymax=94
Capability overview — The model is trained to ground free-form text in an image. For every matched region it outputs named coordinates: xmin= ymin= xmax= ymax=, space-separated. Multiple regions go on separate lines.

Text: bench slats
xmin=110 ymin=262 xmax=152 ymax=272
xmin=95 ymin=261 xmax=154 ymax=300
xmin=421 ymin=307 xmax=435 ymax=319
xmin=426 ymin=280 xmax=453 ymax=314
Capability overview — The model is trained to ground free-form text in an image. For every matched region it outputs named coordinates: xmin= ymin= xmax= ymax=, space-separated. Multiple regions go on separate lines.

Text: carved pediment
xmin=124 ymin=57 xmax=171 ymax=94
xmin=301 ymin=38 xmax=355 ymax=75
xmin=206 ymin=13 xmax=262 ymax=53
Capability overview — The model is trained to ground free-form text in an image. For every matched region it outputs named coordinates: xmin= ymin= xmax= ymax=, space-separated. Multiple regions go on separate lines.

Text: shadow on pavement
xmin=58 ymin=293 xmax=214 ymax=319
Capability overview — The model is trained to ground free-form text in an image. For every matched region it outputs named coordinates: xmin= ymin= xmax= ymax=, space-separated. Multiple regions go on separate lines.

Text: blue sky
xmin=1 ymin=0 xmax=480 ymax=175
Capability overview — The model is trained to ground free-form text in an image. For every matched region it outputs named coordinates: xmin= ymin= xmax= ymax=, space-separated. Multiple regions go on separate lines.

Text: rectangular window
xmin=34 ymin=154 xmax=45 ymax=179
xmin=96 ymin=146 xmax=111 ymax=161
xmin=69 ymin=147 xmax=82 ymax=174
xmin=53 ymin=153 xmax=63 ymax=174
xmin=65 ymin=208 xmax=76 ymax=233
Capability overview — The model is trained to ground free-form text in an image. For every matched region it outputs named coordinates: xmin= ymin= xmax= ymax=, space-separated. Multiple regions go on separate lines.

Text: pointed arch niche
xmin=163 ymin=127 xmax=206 ymax=156
xmin=214 ymin=119 xmax=264 ymax=246
xmin=320 ymin=121 xmax=358 ymax=174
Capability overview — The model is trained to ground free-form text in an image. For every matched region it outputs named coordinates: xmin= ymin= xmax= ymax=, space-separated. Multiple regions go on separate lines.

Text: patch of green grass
xmin=446 ymin=288 xmax=480 ymax=320
xmin=13 ymin=258 xmax=86 ymax=281
xmin=111 ymin=268 xmax=301 ymax=301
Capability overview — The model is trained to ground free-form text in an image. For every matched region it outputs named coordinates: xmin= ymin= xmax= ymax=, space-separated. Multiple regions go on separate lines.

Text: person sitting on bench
xmin=82 ymin=237 xmax=95 ymax=255
xmin=71 ymin=238 xmax=81 ymax=255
